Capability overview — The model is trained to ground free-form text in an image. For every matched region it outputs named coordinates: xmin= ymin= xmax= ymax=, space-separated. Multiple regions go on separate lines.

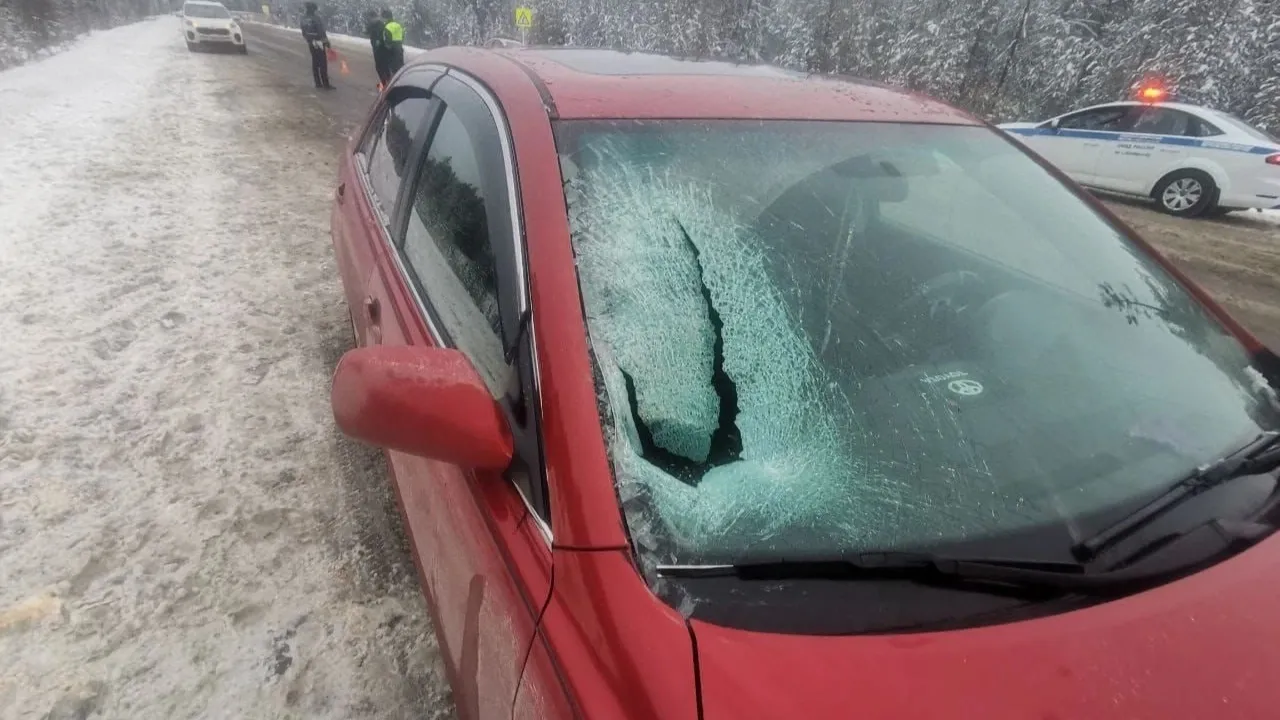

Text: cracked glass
xmin=555 ymin=119 xmax=1280 ymax=572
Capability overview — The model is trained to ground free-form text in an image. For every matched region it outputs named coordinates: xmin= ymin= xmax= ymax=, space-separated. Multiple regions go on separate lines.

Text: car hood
xmin=692 ymin=535 xmax=1280 ymax=720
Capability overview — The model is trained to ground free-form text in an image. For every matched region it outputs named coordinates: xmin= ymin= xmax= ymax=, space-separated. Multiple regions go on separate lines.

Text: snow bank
xmin=0 ymin=16 xmax=448 ymax=719
xmin=1254 ymin=210 xmax=1280 ymax=226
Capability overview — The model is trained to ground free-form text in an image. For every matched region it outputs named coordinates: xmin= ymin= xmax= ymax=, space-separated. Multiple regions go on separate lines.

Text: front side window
xmin=556 ymin=119 xmax=1280 ymax=584
xmin=1058 ymin=106 xmax=1136 ymax=131
xmin=401 ymin=103 xmax=504 ymax=394
xmin=1130 ymin=107 xmax=1193 ymax=136
xmin=362 ymin=97 xmax=431 ymax=220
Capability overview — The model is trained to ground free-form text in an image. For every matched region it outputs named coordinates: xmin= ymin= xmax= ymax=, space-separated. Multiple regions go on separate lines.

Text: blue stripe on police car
xmin=1002 ymin=127 xmax=1275 ymax=156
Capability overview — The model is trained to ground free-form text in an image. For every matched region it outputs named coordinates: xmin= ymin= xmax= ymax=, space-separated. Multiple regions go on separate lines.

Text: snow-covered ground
xmin=0 ymin=17 xmax=450 ymax=719
xmin=1252 ymin=209 xmax=1280 ymax=225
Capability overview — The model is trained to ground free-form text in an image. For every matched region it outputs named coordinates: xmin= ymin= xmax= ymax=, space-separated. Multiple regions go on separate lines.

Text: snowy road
xmin=0 ymin=18 xmax=451 ymax=720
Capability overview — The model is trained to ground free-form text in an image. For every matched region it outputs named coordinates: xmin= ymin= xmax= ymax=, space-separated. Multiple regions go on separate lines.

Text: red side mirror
xmin=331 ymin=346 xmax=514 ymax=470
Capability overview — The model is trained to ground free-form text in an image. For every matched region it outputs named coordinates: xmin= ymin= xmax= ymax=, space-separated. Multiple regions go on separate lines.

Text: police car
xmin=999 ymin=89 xmax=1280 ymax=218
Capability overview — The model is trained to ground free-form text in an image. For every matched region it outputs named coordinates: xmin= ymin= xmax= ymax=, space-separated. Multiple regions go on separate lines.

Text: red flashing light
xmin=1267 ymin=154 xmax=1280 ymax=166
xmin=1138 ymin=86 xmax=1168 ymax=103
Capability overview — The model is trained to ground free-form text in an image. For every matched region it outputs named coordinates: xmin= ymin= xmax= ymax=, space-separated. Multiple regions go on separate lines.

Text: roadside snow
xmin=0 ymin=17 xmax=449 ymax=719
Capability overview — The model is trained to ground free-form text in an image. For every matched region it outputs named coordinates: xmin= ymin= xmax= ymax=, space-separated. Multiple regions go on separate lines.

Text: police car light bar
xmin=1267 ymin=154 xmax=1280 ymax=166
xmin=1138 ymin=86 xmax=1168 ymax=103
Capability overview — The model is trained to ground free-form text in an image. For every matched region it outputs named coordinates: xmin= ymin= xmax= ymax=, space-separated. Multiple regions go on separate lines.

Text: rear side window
xmin=362 ymin=97 xmax=432 ymax=220
xmin=401 ymin=104 xmax=505 ymax=392
xmin=1193 ymin=118 xmax=1224 ymax=137
xmin=1129 ymin=107 xmax=1194 ymax=136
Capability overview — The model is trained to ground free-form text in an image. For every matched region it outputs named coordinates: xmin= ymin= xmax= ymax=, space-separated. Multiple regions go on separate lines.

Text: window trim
xmin=354 ymin=64 xmax=553 ymax=545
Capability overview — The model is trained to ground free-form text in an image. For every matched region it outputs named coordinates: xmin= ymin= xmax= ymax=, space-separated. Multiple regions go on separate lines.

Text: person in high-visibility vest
xmin=381 ymin=9 xmax=405 ymax=77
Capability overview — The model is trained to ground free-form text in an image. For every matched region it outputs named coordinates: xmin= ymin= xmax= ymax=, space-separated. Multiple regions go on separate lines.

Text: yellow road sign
xmin=514 ymin=6 xmax=533 ymax=29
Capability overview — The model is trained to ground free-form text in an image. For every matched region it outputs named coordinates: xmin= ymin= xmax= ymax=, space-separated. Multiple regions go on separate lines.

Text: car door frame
xmin=347 ymin=64 xmax=559 ymax=718
xmin=382 ymin=68 xmax=553 ymax=539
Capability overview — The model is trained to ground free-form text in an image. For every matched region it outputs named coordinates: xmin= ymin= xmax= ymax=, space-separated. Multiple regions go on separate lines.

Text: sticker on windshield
xmin=947 ymin=378 xmax=984 ymax=397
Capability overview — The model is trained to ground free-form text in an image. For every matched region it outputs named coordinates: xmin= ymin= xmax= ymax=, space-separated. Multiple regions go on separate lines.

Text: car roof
xmin=184 ymin=1 xmax=227 ymax=6
xmin=480 ymin=48 xmax=980 ymax=124
xmin=1075 ymin=100 xmax=1210 ymax=114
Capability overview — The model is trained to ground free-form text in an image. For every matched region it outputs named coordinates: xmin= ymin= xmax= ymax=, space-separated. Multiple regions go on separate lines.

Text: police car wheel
xmin=1154 ymin=170 xmax=1217 ymax=218
xmin=186 ymin=42 xmax=197 ymax=51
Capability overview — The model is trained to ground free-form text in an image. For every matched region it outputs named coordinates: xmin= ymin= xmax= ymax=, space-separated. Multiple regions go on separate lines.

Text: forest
xmin=2 ymin=0 xmax=1278 ymax=129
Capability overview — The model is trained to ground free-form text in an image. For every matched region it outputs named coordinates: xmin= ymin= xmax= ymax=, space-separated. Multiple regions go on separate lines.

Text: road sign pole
xmin=515 ymin=6 xmax=533 ymax=43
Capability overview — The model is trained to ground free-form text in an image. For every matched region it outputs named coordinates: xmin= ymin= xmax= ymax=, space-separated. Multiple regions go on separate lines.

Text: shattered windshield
xmin=556 ymin=119 xmax=1280 ymax=571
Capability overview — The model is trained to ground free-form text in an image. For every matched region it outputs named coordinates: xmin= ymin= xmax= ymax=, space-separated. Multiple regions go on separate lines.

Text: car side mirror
xmin=331 ymin=345 xmax=514 ymax=470
xmin=1046 ymin=117 xmax=1061 ymax=130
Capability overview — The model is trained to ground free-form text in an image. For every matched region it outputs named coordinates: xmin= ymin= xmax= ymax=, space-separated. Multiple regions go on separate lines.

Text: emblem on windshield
xmin=947 ymin=378 xmax=984 ymax=397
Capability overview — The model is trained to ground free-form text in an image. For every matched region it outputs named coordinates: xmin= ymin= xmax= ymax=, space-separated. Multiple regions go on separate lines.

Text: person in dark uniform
xmin=364 ymin=9 xmax=390 ymax=87
xmin=300 ymin=2 xmax=333 ymax=89
xmin=381 ymin=9 xmax=405 ymax=77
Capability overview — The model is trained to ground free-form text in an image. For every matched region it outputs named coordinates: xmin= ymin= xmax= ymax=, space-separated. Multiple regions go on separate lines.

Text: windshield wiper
xmin=658 ymin=552 xmax=1107 ymax=596
xmin=1072 ymin=431 xmax=1280 ymax=562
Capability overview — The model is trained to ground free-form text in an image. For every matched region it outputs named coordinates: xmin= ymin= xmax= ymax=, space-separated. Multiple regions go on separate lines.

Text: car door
xmin=364 ymin=68 xmax=557 ymax=720
xmin=1033 ymin=104 xmax=1137 ymax=184
xmin=1094 ymin=106 xmax=1196 ymax=194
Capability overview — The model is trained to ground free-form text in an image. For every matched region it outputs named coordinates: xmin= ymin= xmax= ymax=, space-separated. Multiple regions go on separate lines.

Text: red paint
xmin=499 ymin=51 xmax=981 ymax=124
xmin=535 ymin=549 xmax=700 ymax=720
xmin=331 ymin=47 xmax=1280 ymax=720
xmin=331 ymin=345 xmax=514 ymax=470
xmin=694 ymin=539 xmax=1280 ymax=719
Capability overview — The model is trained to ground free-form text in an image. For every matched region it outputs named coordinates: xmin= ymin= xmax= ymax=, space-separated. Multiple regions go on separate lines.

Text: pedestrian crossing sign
xmin=514 ymin=6 xmax=533 ymax=29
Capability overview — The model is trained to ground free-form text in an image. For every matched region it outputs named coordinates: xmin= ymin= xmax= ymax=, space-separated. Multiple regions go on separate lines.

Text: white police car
xmin=999 ymin=92 xmax=1280 ymax=218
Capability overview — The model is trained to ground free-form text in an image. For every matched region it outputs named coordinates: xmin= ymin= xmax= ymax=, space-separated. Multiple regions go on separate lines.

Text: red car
xmin=329 ymin=47 xmax=1280 ymax=719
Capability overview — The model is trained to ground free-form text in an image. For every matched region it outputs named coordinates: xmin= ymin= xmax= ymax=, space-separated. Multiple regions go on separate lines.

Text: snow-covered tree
xmin=4 ymin=0 xmax=1279 ymax=130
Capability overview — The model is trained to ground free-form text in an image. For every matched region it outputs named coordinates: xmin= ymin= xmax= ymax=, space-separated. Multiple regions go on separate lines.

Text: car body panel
xmin=486 ymin=48 xmax=982 ymax=125
xmin=535 ymin=549 xmax=699 ymax=719
xmin=1000 ymin=101 xmax=1280 ymax=210
xmin=694 ymin=536 xmax=1280 ymax=719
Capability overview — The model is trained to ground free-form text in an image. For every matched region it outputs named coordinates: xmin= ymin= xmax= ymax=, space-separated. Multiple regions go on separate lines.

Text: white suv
xmin=182 ymin=1 xmax=247 ymax=54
